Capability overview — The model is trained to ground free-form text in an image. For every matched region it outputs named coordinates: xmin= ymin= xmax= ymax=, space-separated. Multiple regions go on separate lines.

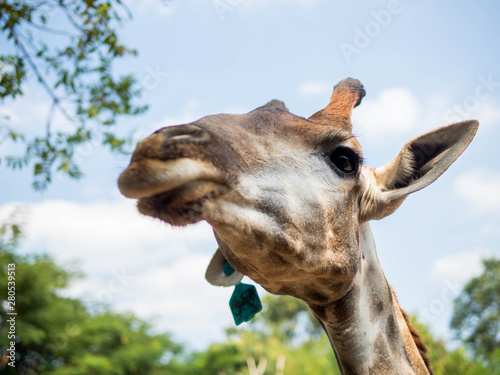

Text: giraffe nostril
xmin=155 ymin=124 xmax=209 ymax=143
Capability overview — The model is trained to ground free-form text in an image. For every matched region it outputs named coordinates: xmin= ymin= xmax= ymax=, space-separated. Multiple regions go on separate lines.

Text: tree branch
xmin=26 ymin=20 xmax=77 ymax=38
xmin=57 ymin=0 xmax=84 ymax=32
xmin=46 ymin=101 xmax=56 ymax=141
xmin=13 ymin=32 xmax=75 ymax=126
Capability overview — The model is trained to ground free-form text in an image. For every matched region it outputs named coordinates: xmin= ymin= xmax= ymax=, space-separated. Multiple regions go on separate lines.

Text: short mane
xmin=392 ymin=288 xmax=433 ymax=374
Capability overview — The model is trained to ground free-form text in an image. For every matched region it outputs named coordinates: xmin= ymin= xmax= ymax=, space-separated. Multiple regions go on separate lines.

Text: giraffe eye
xmin=329 ymin=147 xmax=358 ymax=175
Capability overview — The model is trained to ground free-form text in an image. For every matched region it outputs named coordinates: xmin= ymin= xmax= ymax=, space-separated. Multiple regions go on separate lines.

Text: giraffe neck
xmin=308 ymin=223 xmax=430 ymax=375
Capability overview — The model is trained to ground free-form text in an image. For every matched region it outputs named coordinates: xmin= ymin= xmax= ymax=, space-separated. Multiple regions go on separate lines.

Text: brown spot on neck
xmin=386 ymin=315 xmax=399 ymax=350
xmin=315 ymin=284 xmax=360 ymax=326
xmin=332 ymin=284 xmax=359 ymax=318
xmin=303 ymin=287 xmax=330 ymax=304
xmin=307 ymin=283 xmax=359 ymax=325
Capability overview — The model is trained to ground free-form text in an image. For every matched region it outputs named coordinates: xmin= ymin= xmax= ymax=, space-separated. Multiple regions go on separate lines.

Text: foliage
xmin=0 ymin=0 xmax=147 ymax=190
xmin=186 ymin=294 xmax=340 ymax=375
xmin=451 ymin=257 xmax=500 ymax=370
xmin=410 ymin=316 xmax=487 ymax=375
xmin=247 ymin=293 xmax=324 ymax=342
xmin=187 ymin=294 xmax=493 ymax=375
xmin=0 ymin=214 xmax=183 ymax=374
xmin=184 ymin=342 xmax=247 ymax=375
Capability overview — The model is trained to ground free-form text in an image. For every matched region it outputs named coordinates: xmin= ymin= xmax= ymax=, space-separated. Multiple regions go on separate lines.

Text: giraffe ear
xmin=361 ymin=120 xmax=479 ymax=221
xmin=205 ymin=248 xmax=244 ymax=287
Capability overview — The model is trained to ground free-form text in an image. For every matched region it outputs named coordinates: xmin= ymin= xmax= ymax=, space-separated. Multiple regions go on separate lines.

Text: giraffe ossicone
xmin=118 ymin=78 xmax=478 ymax=375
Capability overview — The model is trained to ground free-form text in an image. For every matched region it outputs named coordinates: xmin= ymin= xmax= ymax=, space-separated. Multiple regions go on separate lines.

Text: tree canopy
xmin=0 ymin=0 xmax=146 ymax=190
xmin=451 ymin=257 xmax=500 ymax=371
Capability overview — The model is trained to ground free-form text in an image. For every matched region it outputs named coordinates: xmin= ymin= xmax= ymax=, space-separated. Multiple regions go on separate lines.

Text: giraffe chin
xmin=136 ymin=180 xmax=226 ymax=227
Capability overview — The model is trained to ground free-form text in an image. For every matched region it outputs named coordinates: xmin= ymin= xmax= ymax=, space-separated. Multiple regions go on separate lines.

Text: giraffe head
xmin=118 ymin=78 xmax=478 ymax=304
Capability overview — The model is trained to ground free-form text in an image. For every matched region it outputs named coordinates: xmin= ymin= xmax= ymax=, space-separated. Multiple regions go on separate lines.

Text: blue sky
xmin=1 ymin=0 xmax=500 ymax=350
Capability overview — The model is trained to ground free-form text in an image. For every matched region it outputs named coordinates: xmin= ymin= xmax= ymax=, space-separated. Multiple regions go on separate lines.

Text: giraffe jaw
xmin=136 ymin=179 xmax=228 ymax=226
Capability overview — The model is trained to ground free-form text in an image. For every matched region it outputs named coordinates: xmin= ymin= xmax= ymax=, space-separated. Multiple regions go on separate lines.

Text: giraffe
xmin=118 ymin=78 xmax=478 ymax=374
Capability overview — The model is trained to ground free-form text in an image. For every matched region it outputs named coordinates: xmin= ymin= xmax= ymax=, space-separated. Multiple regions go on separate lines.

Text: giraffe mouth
xmin=118 ymin=158 xmax=229 ymax=225
xmin=118 ymin=158 xmax=223 ymax=199
xmin=136 ymin=179 xmax=227 ymax=226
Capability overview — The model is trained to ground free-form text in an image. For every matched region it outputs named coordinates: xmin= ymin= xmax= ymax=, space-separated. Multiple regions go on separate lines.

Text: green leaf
xmin=33 ymin=163 xmax=43 ymax=176
xmin=0 ymin=0 xmax=148 ymax=190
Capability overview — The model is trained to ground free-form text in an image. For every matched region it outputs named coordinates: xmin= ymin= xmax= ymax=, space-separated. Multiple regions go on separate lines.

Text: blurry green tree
xmin=0 ymin=212 xmax=186 ymax=374
xmin=410 ymin=316 xmax=487 ymax=375
xmin=0 ymin=0 xmax=147 ymax=190
xmin=186 ymin=294 xmax=340 ymax=375
xmin=451 ymin=257 xmax=500 ymax=372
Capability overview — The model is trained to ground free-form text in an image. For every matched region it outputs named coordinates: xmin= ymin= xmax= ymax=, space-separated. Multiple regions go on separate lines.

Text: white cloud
xmin=349 ymin=87 xmax=499 ymax=150
xmin=430 ymin=249 xmax=492 ymax=285
xmin=473 ymin=100 xmax=500 ymax=128
xmin=349 ymin=87 xmax=442 ymax=152
xmin=441 ymin=82 xmax=500 ymax=129
xmin=480 ymin=223 xmax=500 ymax=236
xmin=0 ymin=199 xmax=217 ymax=283
xmin=298 ymin=81 xmax=331 ymax=96
xmin=352 ymin=87 xmax=420 ymax=138
xmin=299 ymin=84 xmax=428 ymax=148
xmin=0 ymin=88 xmax=64 ymax=158
xmin=422 ymin=249 xmax=493 ymax=341
xmin=117 ymin=254 xmax=237 ymax=345
xmin=453 ymin=169 xmax=500 ymax=213
xmin=0 ymin=84 xmax=80 ymax=136
xmin=0 ymin=199 xmax=225 ymax=345
xmin=0 ymin=92 xmax=50 ymax=130
xmin=0 ymin=198 xmax=267 ymax=348
xmin=23 ymin=200 xmax=214 ymax=267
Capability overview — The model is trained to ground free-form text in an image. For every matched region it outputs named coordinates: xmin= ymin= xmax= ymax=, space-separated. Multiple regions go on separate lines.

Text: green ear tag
xmin=229 ymin=282 xmax=262 ymax=325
